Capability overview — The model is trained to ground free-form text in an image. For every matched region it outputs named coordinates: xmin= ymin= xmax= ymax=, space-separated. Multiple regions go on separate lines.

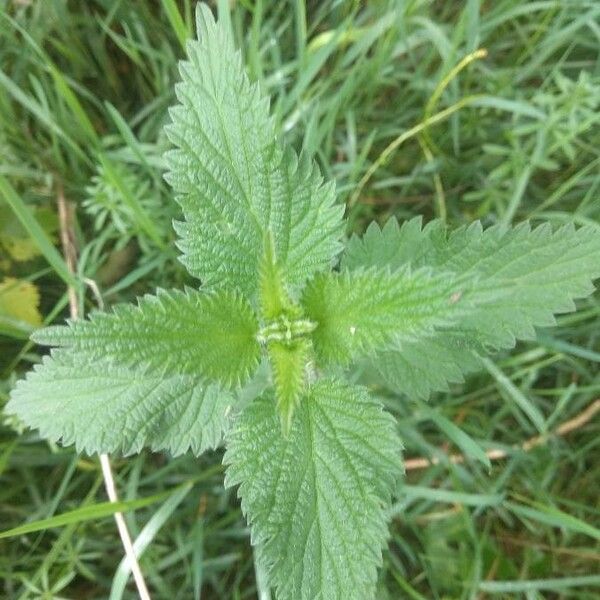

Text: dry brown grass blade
xmin=404 ymin=399 xmax=600 ymax=471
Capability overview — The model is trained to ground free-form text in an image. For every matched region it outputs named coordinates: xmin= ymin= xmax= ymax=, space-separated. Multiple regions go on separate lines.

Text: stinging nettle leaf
xmin=164 ymin=5 xmax=344 ymax=297
xmin=7 ymin=350 xmax=234 ymax=456
xmin=342 ymin=216 xmax=439 ymax=273
xmin=301 ymin=266 xmax=469 ymax=366
xmin=375 ymin=333 xmax=484 ymax=398
xmin=224 ymin=379 xmax=402 ymax=600
xmin=267 ymin=338 xmax=312 ymax=435
xmin=344 ymin=218 xmax=600 ymax=397
xmin=259 ymin=232 xmax=300 ymax=321
xmin=32 ymin=288 xmax=260 ymax=388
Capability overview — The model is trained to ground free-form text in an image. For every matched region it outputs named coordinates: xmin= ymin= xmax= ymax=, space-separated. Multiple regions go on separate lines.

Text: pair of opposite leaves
xmin=8 ymin=6 xmax=600 ymax=600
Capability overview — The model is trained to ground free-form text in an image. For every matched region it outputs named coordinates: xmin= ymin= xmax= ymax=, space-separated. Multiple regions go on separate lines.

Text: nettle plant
xmin=8 ymin=6 xmax=600 ymax=600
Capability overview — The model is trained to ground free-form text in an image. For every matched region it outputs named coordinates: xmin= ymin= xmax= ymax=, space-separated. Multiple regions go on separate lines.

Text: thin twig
xmin=56 ymin=190 xmax=78 ymax=316
xmin=404 ymin=399 xmax=600 ymax=471
xmin=57 ymin=184 xmax=151 ymax=600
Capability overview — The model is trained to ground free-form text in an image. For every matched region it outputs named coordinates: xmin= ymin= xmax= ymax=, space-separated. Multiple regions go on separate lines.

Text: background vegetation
xmin=1 ymin=0 xmax=599 ymax=598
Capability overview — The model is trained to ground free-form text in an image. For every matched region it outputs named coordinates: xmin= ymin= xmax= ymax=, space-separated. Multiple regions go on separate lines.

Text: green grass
xmin=1 ymin=0 xmax=599 ymax=598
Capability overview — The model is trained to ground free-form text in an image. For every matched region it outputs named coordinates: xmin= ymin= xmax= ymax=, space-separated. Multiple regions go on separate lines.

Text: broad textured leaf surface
xmin=33 ymin=288 xmax=260 ymax=388
xmin=344 ymin=218 xmax=600 ymax=396
xmin=224 ymin=379 xmax=402 ymax=600
xmin=7 ymin=351 xmax=233 ymax=456
xmin=164 ymin=6 xmax=344 ymax=296
xmin=375 ymin=333 xmax=483 ymax=398
xmin=301 ymin=267 xmax=468 ymax=365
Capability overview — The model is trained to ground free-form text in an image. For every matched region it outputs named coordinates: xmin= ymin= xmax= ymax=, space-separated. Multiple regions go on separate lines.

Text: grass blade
xmin=109 ymin=483 xmax=192 ymax=600
xmin=160 ymin=0 xmax=190 ymax=50
xmin=419 ymin=404 xmax=491 ymax=468
xmin=479 ymin=575 xmax=600 ymax=593
xmin=0 ymin=484 xmax=190 ymax=540
xmin=505 ymin=500 xmax=600 ymax=541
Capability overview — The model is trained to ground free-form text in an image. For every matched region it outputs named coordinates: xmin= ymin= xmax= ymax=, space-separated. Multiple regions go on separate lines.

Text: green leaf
xmin=301 ymin=267 xmax=467 ymax=366
xmin=259 ymin=232 xmax=299 ymax=321
xmin=7 ymin=351 xmax=234 ymax=456
xmin=375 ymin=333 xmax=483 ymax=398
xmin=343 ymin=216 xmax=438 ymax=273
xmin=224 ymin=379 xmax=402 ymax=600
xmin=164 ymin=5 xmax=344 ymax=297
xmin=344 ymin=218 xmax=600 ymax=397
xmin=267 ymin=338 xmax=311 ymax=434
xmin=32 ymin=288 xmax=260 ymax=388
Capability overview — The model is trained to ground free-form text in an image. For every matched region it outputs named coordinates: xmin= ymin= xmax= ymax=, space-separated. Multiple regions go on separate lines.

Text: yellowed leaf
xmin=0 ymin=205 xmax=58 ymax=263
xmin=0 ymin=277 xmax=42 ymax=327
xmin=1 ymin=236 xmax=40 ymax=262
